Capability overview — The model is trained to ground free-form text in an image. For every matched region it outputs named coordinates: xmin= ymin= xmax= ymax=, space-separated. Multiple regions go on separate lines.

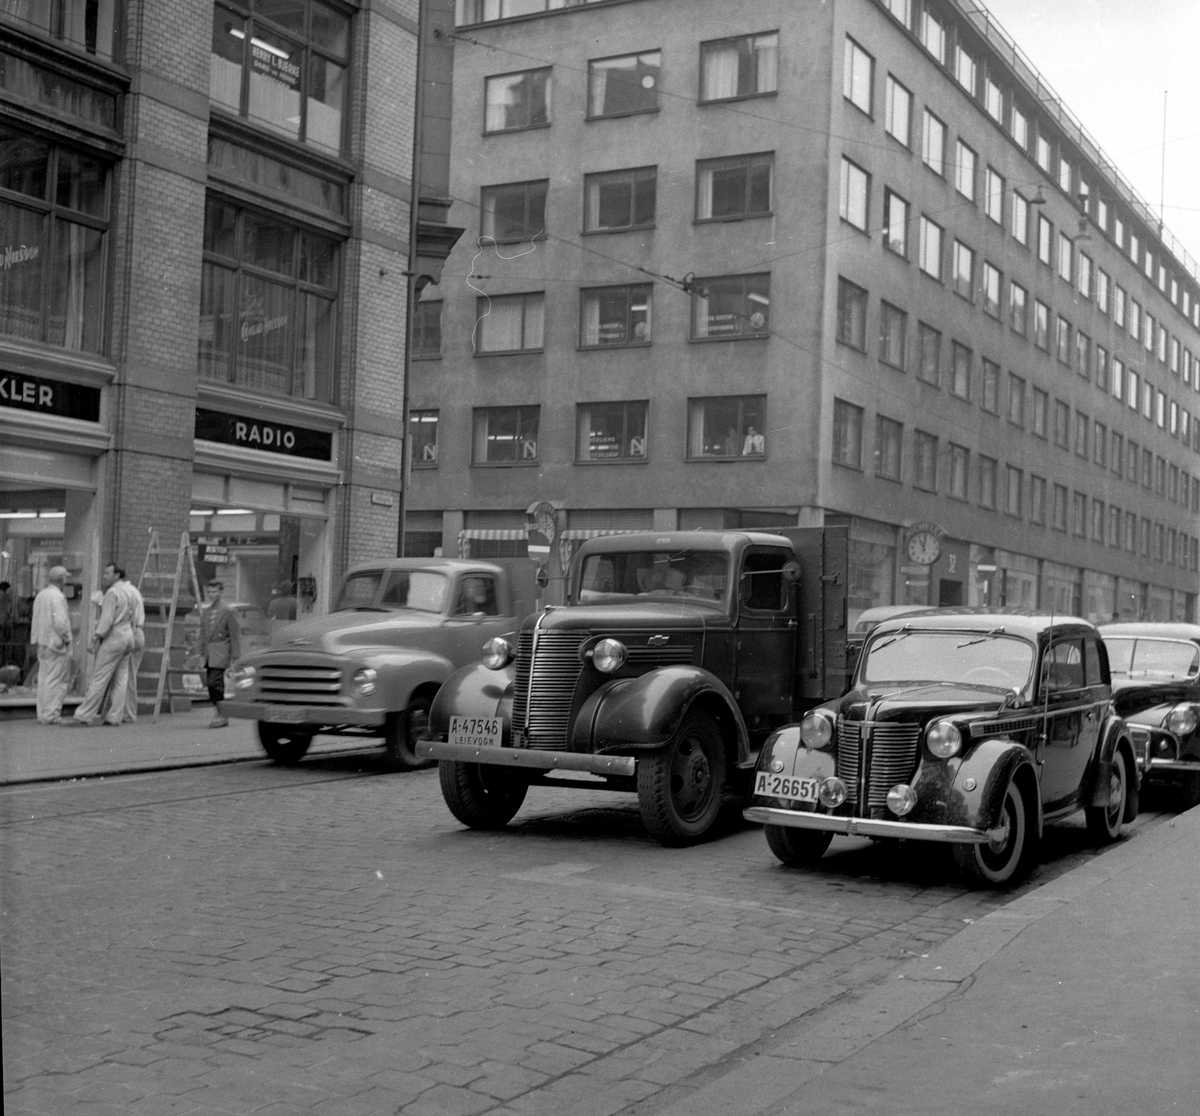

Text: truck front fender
xmin=356 ymin=647 xmax=458 ymax=712
xmin=572 ymin=665 xmax=751 ymax=765
xmin=428 ymin=663 xmax=514 ymax=740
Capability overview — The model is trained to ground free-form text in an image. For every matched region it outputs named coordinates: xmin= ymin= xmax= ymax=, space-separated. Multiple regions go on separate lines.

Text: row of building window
xmin=408 ymin=396 xmax=768 ymax=467
xmin=860 ymin=1 xmax=1200 ymax=330
xmin=832 ymin=398 xmax=1198 ymax=568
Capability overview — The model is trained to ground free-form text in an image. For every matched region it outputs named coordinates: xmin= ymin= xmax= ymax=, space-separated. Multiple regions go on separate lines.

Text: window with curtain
xmin=576 ymin=401 xmax=648 ymax=461
xmin=696 ymin=153 xmax=773 ymax=220
xmin=580 ymin=285 xmax=651 ymax=348
xmin=481 ymin=180 xmax=547 ymax=243
xmin=1 ymin=0 xmax=123 ymax=61
xmin=587 ymin=50 xmax=660 ymax=118
xmin=699 ymin=31 xmax=778 ymax=102
xmin=691 ymin=274 xmax=770 ymax=339
xmin=473 ymin=405 xmax=539 ymax=464
xmin=409 ymin=409 xmax=438 ymax=466
xmin=485 ymin=68 xmax=551 ymax=132
xmin=198 ymin=196 xmax=339 ymax=401
xmin=412 ymin=300 xmax=441 ymax=358
xmin=687 ymin=395 xmax=766 ymax=459
xmin=0 ymin=126 xmax=108 ymax=353
xmin=474 ymin=291 xmax=543 ymax=353
xmin=879 ymin=302 xmax=906 ymax=369
xmin=584 ymin=167 xmax=656 ymax=232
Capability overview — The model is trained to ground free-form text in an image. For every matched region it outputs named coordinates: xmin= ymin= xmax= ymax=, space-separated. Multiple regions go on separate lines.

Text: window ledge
xmin=574 ymin=457 xmax=649 ymax=466
xmin=581 ymin=224 xmax=656 ymax=237
xmin=578 ymin=343 xmax=653 ymax=352
xmin=586 ymin=108 xmax=661 ymax=122
xmin=471 ymin=460 xmax=540 ymax=468
xmin=688 ymin=334 xmax=770 ymax=344
xmin=699 ymin=91 xmax=778 ymax=106
xmin=694 ymin=213 xmax=773 ymax=225
xmin=483 ymin=123 xmax=552 ymax=137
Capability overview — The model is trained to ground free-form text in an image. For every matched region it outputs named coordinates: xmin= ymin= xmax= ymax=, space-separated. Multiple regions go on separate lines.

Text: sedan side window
xmin=1045 ymin=640 xmax=1084 ymax=692
xmin=1084 ymin=639 xmax=1105 ymax=686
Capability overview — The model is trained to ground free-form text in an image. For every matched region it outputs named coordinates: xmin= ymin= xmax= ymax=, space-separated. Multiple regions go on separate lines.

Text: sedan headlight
xmin=1166 ymin=704 xmax=1198 ymax=736
xmin=482 ymin=637 xmax=515 ymax=670
xmin=926 ymin=720 xmax=962 ymax=759
xmin=592 ymin=638 xmax=628 ymax=674
xmin=800 ymin=711 xmax=834 ymax=749
xmin=231 ymin=664 xmax=256 ymax=691
xmin=351 ymin=667 xmax=377 ymax=696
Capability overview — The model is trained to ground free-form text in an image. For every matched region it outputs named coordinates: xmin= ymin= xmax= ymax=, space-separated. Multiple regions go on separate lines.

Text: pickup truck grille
xmin=835 ymin=718 xmax=922 ymax=812
xmin=255 ymin=663 xmax=344 ymax=707
xmin=512 ymin=629 xmax=588 ymax=750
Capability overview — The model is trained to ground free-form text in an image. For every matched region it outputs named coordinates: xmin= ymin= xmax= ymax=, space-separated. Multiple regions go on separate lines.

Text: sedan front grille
xmin=256 ymin=663 xmax=344 ymax=706
xmin=512 ymin=628 xmax=589 ymax=750
xmin=835 ymin=718 xmax=922 ymax=812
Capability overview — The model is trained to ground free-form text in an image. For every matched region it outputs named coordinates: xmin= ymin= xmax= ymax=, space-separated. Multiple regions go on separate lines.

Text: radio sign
xmin=194 ymin=408 xmax=332 ymax=460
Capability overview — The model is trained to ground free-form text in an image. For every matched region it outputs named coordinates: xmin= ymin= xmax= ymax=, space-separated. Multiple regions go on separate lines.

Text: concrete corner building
xmin=0 ymin=0 xmax=456 ymax=675
xmin=409 ymin=0 xmax=1200 ymax=625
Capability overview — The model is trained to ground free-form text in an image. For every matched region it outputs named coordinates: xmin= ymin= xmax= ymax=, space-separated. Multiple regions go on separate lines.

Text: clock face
xmin=907 ymin=531 xmax=941 ymax=566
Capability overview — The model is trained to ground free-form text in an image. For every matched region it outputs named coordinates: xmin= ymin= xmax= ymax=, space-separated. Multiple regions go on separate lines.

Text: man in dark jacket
xmin=200 ymin=579 xmax=241 ymax=728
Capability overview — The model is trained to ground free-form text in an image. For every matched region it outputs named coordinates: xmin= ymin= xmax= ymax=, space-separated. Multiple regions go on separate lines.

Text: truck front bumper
xmin=744 ymin=805 xmax=995 ymax=845
xmin=416 ymin=739 xmax=636 ymax=777
xmin=221 ymin=700 xmax=386 ymax=727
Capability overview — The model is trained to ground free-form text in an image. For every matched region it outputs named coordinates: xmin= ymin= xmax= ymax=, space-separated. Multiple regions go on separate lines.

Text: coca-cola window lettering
xmin=198 ymin=197 xmax=339 ymax=402
xmin=210 ymin=0 xmax=350 ymax=156
xmin=0 ymin=125 xmax=108 ymax=353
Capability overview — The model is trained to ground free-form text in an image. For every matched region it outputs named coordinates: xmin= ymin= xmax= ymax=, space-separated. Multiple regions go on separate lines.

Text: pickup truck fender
xmin=356 ymin=646 xmax=461 ymax=712
xmin=1086 ymin=713 xmax=1139 ymax=822
xmin=572 ymin=666 xmax=751 ymax=766
xmin=429 ymin=663 xmax=515 ymax=741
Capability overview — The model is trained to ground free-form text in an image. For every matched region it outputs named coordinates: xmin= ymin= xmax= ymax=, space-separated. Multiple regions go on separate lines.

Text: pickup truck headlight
xmin=800 ymin=711 xmax=834 ymax=749
xmin=1166 ymin=704 xmax=1198 ymax=736
xmin=482 ymin=637 xmax=515 ymax=670
xmin=926 ymin=720 xmax=962 ymax=759
xmin=351 ymin=667 xmax=377 ymax=696
xmin=231 ymin=665 xmax=256 ymax=691
xmin=592 ymin=638 xmax=628 ymax=674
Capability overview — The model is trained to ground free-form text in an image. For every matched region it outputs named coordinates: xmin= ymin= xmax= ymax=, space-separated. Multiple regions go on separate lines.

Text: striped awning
xmin=561 ymin=528 xmax=644 ymax=540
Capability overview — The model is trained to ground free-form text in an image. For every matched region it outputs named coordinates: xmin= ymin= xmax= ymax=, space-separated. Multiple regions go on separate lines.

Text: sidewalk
xmin=0 ymin=708 xmax=372 ymax=784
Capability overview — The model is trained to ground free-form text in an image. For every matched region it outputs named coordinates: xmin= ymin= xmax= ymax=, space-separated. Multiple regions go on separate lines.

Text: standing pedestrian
xmin=30 ymin=566 xmax=73 ymax=724
xmin=64 ymin=563 xmax=136 ymax=727
xmin=114 ymin=569 xmax=145 ymax=723
xmin=200 ymin=579 xmax=240 ymax=728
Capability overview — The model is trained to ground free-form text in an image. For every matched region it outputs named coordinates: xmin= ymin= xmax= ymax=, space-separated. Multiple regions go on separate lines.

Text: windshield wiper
xmin=956 ymin=627 xmax=1006 ymax=648
xmin=871 ymin=628 xmax=914 ymax=651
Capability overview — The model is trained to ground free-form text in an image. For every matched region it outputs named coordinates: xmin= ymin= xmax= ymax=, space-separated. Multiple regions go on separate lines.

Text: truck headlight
xmin=351 ymin=667 xmax=377 ymax=696
xmin=926 ymin=720 xmax=962 ymax=759
xmin=591 ymin=638 xmax=628 ymax=674
xmin=231 ymin=665 xmax=256 ymax=691
xmin=482 ymin=637 xmax=515 ymax=670
xmin=1166 ymin=705 xmax=1198 ymax=736
xmin=800 ymin=711 xmax=834 ymax=749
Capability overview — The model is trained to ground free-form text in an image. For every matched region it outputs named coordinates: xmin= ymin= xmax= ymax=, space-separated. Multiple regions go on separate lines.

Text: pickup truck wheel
xmin=383 ymin=697 xmax=434 ymax=772
xmin=258 ymin=723 xmax=314 ymax=765
xmin=637 ymin=712 xmax=726 ymax=847
xmin=1086 ymin=748 xmax=1129 ymax=843
xmin=764 ymin=825 xmax=833 ymax=867
xmin=952 ymin=778 xmax=1031 ymax=889
xmin=438 ymin=760 xmax=528 ymax=829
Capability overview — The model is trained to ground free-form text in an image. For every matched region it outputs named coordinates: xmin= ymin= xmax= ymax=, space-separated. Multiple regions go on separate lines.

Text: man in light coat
xmin=31 ymin=566 xmax=73 ymax=724
xmin=200 ymin=579 xmax=241 ymax=728
xmin=65 ymin=563 xmax=136 ymax=727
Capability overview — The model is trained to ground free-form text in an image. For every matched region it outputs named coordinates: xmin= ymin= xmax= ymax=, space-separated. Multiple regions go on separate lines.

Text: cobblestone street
xmin=0 ymin=754 xmax=1168 ymax=1115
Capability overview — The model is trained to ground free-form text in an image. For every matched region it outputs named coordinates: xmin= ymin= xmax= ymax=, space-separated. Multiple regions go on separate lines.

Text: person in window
xmin=722 ymin=427 xmax=739 ymax=455
xmin=455 ymin=578 xmax=496 ymax=616
xmin=743 ymin=426 xmax=765 ymax=455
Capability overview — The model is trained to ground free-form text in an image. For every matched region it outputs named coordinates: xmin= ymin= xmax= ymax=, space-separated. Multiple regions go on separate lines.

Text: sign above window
xmin=195 ymin=408 xmax=332 ymax=460
xmin=0 ymin=371 xmax=101 ymax=422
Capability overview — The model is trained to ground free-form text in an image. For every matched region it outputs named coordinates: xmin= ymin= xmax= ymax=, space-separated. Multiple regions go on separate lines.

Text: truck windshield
xmin=578 ymin=550 xmax=729 ymax=605
xmin=1105 ymin=638 xmax=1200 ymax=680
xmin=861 ymin=631 xmax=1035 ymax=690
xmin=333 ymin=570 xmax=448 ymax=613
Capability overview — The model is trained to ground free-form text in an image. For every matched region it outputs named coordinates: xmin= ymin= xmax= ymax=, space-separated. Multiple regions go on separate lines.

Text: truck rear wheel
xmin=637 ymin=712 xmax=726 ymax=846
xmin=383 ymin=696 xmax=434 ymax=772
xmin=764 ymin=824 xmax=833 ymax=867
xmin=439 ymin=760 xmax=528 ymax=829
xmin=258 ymin=723 xmax=314 ymax=765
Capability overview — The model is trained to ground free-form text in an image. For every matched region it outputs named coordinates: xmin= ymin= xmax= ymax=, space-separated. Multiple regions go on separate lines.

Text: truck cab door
xmin=444 ymin=575 xmax=504 ymax=662
xmin=778 ymin=525 xmax=849 ymax=709
xmin=734 ymin=547 xmax=796 ymax=736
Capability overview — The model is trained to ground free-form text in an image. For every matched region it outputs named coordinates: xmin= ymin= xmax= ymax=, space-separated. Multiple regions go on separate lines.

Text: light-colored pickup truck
xmin=222 ymin=558 xmax=530 ymax=769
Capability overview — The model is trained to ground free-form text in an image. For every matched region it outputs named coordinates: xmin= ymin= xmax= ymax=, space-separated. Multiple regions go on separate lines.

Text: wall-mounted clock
xmin=906 ymin=529 xmax=941 ymax=566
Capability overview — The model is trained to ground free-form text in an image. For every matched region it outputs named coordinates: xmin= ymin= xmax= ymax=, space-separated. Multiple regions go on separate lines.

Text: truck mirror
xmin=535 ymin=566 xmax=549 ymax=589
xmin=781 ymin=561 xmax=800 ymax=584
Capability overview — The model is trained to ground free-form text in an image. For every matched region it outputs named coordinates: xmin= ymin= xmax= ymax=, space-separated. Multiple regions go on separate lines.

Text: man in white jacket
xmin=65 ymin=563 xmax=136 ymax=727
xmin=31 ymin=566 xmax=73 ymax=724
xmin=113 ymin=569 xmax=146 ymax=723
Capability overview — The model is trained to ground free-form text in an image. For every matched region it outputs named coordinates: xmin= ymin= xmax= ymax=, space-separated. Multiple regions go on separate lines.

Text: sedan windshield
xmin=862 ymin=631 xmax=1035 ymax=690
xmin=1105 ymin=638 xmax=1200 ymax=680
xmin=578 ymin=550 xmax=729 ymax=605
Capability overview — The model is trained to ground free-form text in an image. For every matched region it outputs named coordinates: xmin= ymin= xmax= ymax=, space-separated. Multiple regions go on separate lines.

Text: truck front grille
xmin=256 ymin=663 xmax=344 ymax=707
xmin=512 ymin=629 xmax=588 ymax=750
xmin=835 ymin=718 xmax=922 ymax=812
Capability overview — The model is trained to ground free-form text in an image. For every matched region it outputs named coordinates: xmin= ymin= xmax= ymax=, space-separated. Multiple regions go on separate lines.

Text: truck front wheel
xmin=258 ymin=723 xmax=314 ymax=765
xmin=638 ymin=712 xmax=726 ymax=846
xmin=439 ymin=760 xmax=528 ymax=829
xmin=383 ymin=696 xmax=434 ymax=772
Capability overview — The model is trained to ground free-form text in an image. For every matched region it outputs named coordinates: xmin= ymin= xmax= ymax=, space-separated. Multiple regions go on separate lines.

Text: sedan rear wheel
xmin=953 ymin=778 xmax=1031 ymax=889
xmin=1086 ymin=748 xmax=1129 ymax=843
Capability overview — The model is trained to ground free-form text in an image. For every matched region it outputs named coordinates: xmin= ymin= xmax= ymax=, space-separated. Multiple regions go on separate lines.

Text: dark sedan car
xmin=1100 ymin=622 xmax=1200 ymax=810
xmin=745 ymin=611 xmax=1139 ymax=888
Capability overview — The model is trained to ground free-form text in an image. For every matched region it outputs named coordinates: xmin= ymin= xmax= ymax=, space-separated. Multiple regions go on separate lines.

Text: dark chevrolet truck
xmin=417 ymin=528 xmax=850 ymax=845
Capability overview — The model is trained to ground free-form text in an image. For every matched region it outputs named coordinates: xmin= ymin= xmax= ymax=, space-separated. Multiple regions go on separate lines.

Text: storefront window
xmin=198 ymin=197 xmax=339 ymax=402
xmin=211 ymin=0 xmax=350 ymax=156
xmin=1 ymin=0 xmax=123 ymax=60
xmin=0 ymin=126 xmax=108 ymax=353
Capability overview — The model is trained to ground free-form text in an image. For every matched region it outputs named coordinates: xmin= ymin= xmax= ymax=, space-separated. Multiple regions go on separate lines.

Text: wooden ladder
xmin=138 ymin=529 xmax=205 ymax=723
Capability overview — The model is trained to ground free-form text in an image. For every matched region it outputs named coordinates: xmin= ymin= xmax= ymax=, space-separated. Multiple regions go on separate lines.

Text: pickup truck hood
xmin=267 ymin=609 xmax=444 ymax=653
xmin=533 ymin=601 xmax=724 ymax=631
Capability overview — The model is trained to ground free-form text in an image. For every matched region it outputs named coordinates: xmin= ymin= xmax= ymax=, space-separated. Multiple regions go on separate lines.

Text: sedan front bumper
xmin=417 ymin=739 xmax=636 ymax=777
xmin=744 ymin=805 xmax=994 ymax=845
